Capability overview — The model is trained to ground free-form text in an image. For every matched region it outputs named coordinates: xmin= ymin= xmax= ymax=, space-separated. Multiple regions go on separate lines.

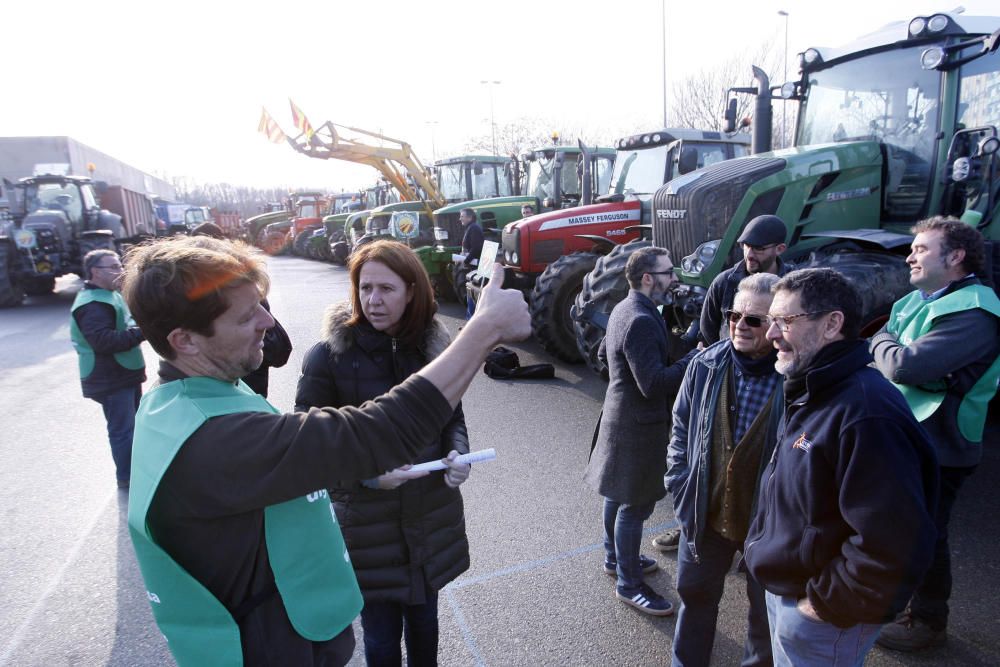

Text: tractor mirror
xmin=723 ymin=98 xmax=738 ymax=133
xmin=678 ymin=145 xmax=699 ymax=175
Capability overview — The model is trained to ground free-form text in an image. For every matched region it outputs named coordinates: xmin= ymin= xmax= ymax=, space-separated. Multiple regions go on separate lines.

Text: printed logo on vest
xmin=306 ymin=489 xmax=329 ymax=503
xmin=147 ymin=590 xmax=161 ymax=604
xmin=792 ymin=433 xmax=814 ymax=453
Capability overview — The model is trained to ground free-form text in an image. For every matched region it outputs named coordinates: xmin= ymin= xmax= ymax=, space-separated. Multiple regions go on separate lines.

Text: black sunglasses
xmin=724 ymin=309 xmax=767 ymax=328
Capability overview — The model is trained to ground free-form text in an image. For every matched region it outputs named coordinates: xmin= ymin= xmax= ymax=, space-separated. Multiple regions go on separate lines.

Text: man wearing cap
xmin=653 ymin=215 xmax=790 ymax=555
xmin=700 ymin=215 xmax=790 ymax=347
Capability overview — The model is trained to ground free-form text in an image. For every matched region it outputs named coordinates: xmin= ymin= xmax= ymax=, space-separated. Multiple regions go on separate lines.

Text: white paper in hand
xmin=408 ymin=448 xmax=497 ymax=473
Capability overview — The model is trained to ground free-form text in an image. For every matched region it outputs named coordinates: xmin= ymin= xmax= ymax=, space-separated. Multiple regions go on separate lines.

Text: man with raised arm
xmin=121 ymin=236 xmax=530 ymax=667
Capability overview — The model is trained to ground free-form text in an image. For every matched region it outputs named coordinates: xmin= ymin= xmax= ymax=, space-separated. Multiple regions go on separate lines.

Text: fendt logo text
xmin=656 ymin=209 xmax=687 ymax=220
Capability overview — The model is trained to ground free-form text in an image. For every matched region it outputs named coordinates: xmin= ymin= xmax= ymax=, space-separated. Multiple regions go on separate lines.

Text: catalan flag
xmin=257 ymin=107 xmax=286 ymax=144
xmin=289 ymin=98 xmax=315 ymax=141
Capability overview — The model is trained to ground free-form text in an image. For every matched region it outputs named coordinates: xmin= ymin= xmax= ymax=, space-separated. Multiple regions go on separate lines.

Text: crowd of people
xmin=66 ymin=213 xmax=998 ymax=666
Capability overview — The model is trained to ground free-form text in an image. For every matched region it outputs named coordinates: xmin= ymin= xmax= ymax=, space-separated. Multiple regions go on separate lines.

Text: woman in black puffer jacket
xmin=295 ymin=240 xmax=470 ymax=667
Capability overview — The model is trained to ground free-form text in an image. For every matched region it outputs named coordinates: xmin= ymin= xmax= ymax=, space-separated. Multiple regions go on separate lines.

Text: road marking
xmin=444 ymin=588 xmax=486 ymax=667
xmin=0 ymin=487 xmax=117 ymax=666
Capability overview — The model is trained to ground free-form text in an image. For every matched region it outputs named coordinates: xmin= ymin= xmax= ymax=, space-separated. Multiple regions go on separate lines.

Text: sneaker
xmin=875 ymin=612 xmax=946 ymax=652
xmin=604 ymin=554 xmax=658 ymax=576
xmin=616 ymin=583 xmax=674 ymax=616
xmin=651 ymin=528 xmax=681 ymax=552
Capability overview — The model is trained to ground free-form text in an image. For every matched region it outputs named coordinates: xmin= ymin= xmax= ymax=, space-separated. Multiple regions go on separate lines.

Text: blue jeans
xmin=360 ymin=592 xmax=439 ymax=666
xmin=93 ymin=385 xmax=141 ymax=482
xmin=765 ymin=591 xmax=882 ymax=667
xmin=602 ymin=498 xmax=656 ymax=593
xmin=465 ymin=295 xmax=476 ymax=320
xmin=910 ymin=464 xmax=975 ymax=630
xmin=672 ymin=528 xmax=771 ymax=667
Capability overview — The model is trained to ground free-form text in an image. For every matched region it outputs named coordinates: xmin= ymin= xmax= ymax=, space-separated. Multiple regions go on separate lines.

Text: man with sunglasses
xmin=653 ymin=216 xmax=791 ymax=555
xmin=666 ymin=272 xmax=781 ymax=666
xmin=70 ymin=249 xmax=146 ymax=489
xmin=586 ymin=247 xmax=695 ymax=616
xmin=869 ymin=218 xmax=1000 ymax=652
xmin=743 ymin=268 xmax=938 ymax=666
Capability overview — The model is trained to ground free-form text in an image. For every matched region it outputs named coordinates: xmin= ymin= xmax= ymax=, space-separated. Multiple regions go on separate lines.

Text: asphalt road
xmin=1 ymin=255 xmax=998 ymax=666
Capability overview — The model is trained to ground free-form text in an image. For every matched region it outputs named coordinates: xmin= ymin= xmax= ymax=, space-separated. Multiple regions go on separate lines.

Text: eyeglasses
xmin=724 ymin=310 xmax=767 ymax=328
xmin=744 ymin=243 xmax=779 ymax=252
xmin=766 ymin=311 xmax=830 ymax=331
xmin=94 ymin=264 xmax=122 ymax=271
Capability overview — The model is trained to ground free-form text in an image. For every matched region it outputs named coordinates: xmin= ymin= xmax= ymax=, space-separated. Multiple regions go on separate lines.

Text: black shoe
xmin=615 ymin=583 xmax=674 ymax=616
xmin=651 ymin=528 xmax=680 ymax=552
xmin=875 ymin=612 xmax=946 ymax=651
xmin=604 ymin=554 xmax=658 ymax=576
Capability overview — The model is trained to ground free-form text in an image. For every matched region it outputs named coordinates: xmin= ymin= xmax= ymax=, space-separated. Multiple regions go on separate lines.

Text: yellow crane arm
xmin=287 ymin=121 xmax=445 ymax=213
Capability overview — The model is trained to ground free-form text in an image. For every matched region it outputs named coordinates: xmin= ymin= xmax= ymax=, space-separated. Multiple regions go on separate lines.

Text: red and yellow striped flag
xmin=289 ymin=98 xmax=315 ymax=141
xmin=257 ymin=107 xmax=286 ymax=144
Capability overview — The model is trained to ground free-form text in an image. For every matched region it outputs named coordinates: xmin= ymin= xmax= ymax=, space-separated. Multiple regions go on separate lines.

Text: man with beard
xmin=699 ymin=215 xmax=790 ymax=346
xmin=743 ymin=268 xmax=938 ymax=666
xmin=870 ymin=217 xmax=1000 ymax=652
xmin=666 ymin=273 xmax=781 ymax=666
xmin=585 ymin=247 xmax=695 ymax=616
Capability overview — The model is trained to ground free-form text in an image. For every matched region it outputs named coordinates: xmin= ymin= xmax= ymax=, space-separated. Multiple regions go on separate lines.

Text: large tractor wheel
xmin=452 ymin=264 xmax=470 ymax=304
xmin=293 ymin=229 xmax=313 ymax=257
xmin=530 ymin=252 xmax=601 ymax=363
xmin=330 ymin=241 xmax=351 ymax=266
xmin=0 ymin=242 xmax=26 ymax=307
xmin=573 ymin=239 xmax=651 ymax=376
xmin=800 ymin=250 xmax=911 ymax=335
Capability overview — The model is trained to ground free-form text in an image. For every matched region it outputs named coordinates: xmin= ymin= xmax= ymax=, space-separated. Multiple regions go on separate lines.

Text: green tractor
xmin=0 ymin=173 xmax=123 ymax=306
xmin=433 ymin=143 xmax=617 ymax=304
xmin=573 ymin=11 xmax=1000 ymax=375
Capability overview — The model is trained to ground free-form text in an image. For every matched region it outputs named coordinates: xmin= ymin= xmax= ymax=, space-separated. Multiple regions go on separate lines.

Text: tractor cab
xmin=434 ymin=155 xmax=514 ymax=203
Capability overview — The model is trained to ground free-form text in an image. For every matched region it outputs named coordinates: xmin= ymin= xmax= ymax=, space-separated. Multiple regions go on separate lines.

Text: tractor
xmin=573 ymin=11 xmax=1000 ymax=375
xmin=0 ymin=173 xmax=123 ymax=306
xmin=467 ymin=130 xmax=751 ymax=362
xmin=435 ymin=142 xmax=617 ymax=307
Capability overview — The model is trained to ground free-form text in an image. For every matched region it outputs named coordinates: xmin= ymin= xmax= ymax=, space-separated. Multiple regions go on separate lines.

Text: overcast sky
xmin=2 ymin=0 xmax=995 ymax=193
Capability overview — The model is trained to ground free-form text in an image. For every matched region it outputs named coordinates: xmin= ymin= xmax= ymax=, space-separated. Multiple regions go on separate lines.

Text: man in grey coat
xmin=585 ymin=246 xmax=695 ymax=616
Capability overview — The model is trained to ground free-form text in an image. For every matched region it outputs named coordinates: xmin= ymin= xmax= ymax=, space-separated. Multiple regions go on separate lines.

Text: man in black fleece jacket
xmin=743 ymin=268 xmax=938 ymax=667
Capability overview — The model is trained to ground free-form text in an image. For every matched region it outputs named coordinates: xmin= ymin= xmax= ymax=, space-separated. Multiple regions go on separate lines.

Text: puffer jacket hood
xmin=321 ymin=302 xmax=451 ymax=360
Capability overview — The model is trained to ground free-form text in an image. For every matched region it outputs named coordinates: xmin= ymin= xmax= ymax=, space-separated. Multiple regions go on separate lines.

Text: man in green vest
xmin=70 ymin=249 xmax=146 ymax=489
xmin=870 ymin=217 xmax=1000 ymax=652
xmin=120 ymin=236 xmax=530 ymax=666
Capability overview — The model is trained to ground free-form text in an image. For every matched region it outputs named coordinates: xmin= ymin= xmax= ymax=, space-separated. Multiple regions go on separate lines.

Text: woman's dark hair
xmin=347 ymin=240 xmax=437 ymax=346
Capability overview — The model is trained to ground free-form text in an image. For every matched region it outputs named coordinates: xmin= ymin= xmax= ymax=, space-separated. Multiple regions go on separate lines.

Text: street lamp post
xmin=481 ymin=80 xmax=501 ymax=156
xmin=662 ymin=0 xmax=668 ymax=128
xmin=778 ymin=10 xmax=789 ymax=148
xmin=425 ymin=120 xmax=439 ymax=163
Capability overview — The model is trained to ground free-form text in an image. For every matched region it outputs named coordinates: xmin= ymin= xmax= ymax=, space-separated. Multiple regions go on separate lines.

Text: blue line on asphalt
xmin=444 ymin=588 xmax=486 ymax=667
xmin=452 ymin=520 xmax=678 ymax=590
xmin=443 ymin=519 xmax=679 ymax=665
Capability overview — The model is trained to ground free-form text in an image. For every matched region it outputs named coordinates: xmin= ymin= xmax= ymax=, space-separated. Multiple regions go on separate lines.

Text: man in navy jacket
xmin=743 ymin=268 xmax=938 ymax=666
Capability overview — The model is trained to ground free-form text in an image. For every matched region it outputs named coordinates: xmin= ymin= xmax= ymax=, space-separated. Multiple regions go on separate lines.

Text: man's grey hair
xmin=83 ymin=249 xmax=118 ymax=281
xmin=736 ymin=272 xmax=780 ymax=298
xmin=625 ymin=246 xmax=670 ymax=289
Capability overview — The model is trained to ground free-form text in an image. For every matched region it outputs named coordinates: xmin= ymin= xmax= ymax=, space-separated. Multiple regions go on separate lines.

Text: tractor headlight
xmin=908 ymin=17 xmax=926 ymax=37
xmin=511 ymin=251 xmax=519 ymax=265
xmin=681 ymin=239 xmax=720 ymax=276
xmin=920 ymin=46 xmax=945 ymax=70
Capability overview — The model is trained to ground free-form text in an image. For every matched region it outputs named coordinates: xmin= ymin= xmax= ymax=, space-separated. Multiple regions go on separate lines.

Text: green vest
xmin=128 ymin=377 xmax=363 ymax=667
xmin=886 ymin=284 xmax=1000 ymax=442
xmin=69 ymin=288 xmax=145 ymax=378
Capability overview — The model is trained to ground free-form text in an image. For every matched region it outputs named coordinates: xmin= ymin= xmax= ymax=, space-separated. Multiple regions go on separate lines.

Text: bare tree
xmin=668 ymin=39 xmax=797 ymax=149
